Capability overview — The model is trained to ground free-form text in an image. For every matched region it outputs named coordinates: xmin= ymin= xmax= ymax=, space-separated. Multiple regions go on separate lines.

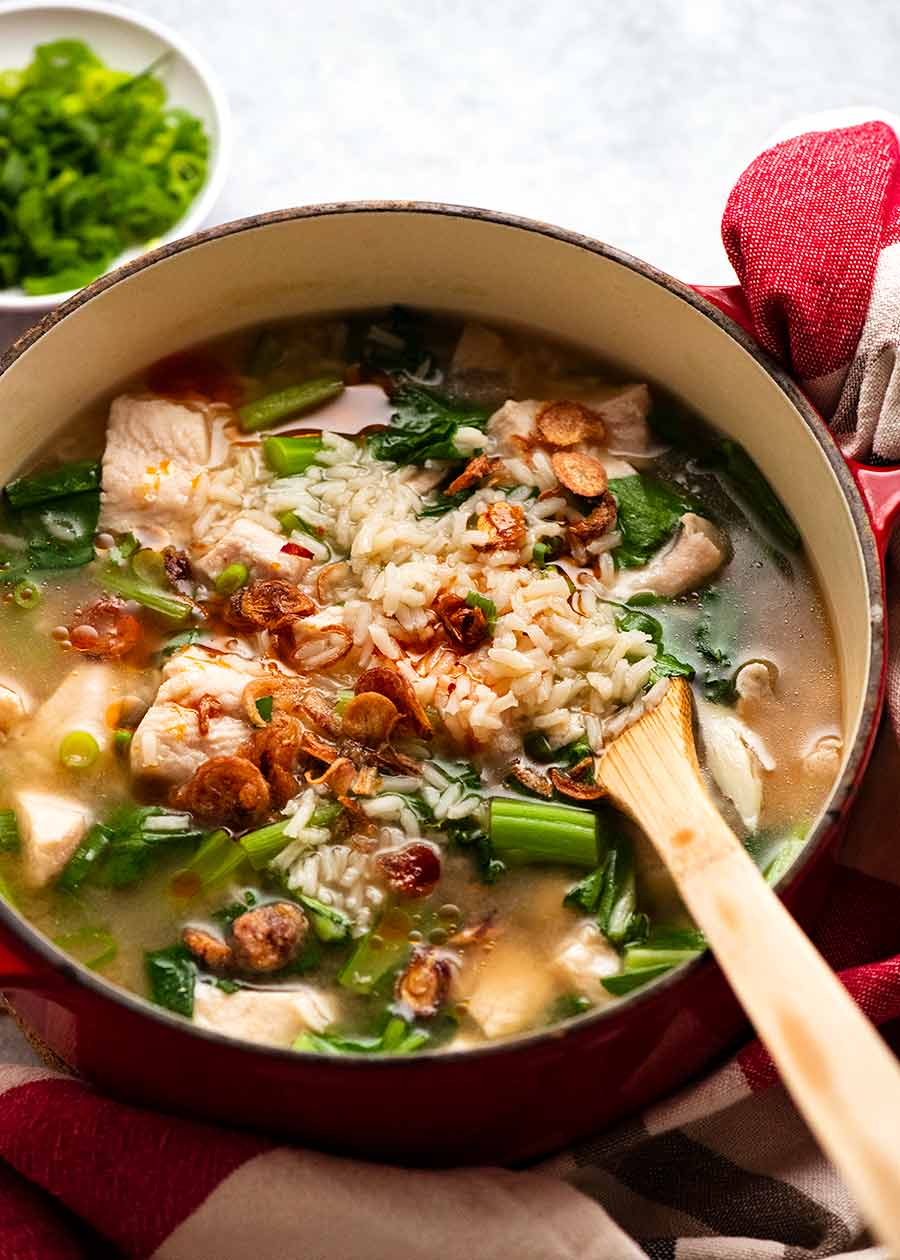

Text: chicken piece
xmin=487 ymin=398 xmax=542 ymax=445
xmin=460 ymin=939 xmax=556 ymax=1040
xmin=130 ymin=705 xmax=249 ymax=785
xmin=615 ymin=513 xmax=726 ymax=600
xmin=449 ymin=324 xmax=517 ymax=400
xmin=99 ymin=396 xmax=213 ymax=548
xmin=735 ymin=661 xmax=776 ymax=722
xmin=17 ymin=664 xmax=118 ymax=770
xmin=194 ymin=518 xmax=310 ymax=586
xmin=697 ymin=701 xmax=774 ymax=831
xmin=0 ymin=679 xmax=31 ymax=736
xmin=158 ymin=644 xmax=263 ymax=717
xmin=583 ymin=384 xmax=653 ymax=454
xmin=15 ymin=789 xmax=91 ymax=887
xmin=192 ymin=981 xmax=338 ymax=1048
xmin=553 ymin=921 xmax=620 ymax=1003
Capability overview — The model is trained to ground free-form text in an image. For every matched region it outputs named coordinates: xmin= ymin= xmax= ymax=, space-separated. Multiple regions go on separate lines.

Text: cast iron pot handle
xmin=696 ymin=282 xmax=900 ymax=554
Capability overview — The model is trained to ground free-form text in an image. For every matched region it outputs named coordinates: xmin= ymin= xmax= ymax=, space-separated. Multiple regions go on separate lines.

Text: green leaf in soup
xmin=713 ymin=440 xmax=801 ymax=551
xmin=694 ymin=587 xmax=740 ymax=703
xmin=607 ymin=474 xmax=695 ymax=569
xmin=6 ymin=490 xmax=100 ymax=575
xmin=145 ymin=943 xmax=196 ymax=1017
xmin=614 ymin=606 xmax=694 ymax=683
xmin=369 ymin=384 xmax=489 ymax=465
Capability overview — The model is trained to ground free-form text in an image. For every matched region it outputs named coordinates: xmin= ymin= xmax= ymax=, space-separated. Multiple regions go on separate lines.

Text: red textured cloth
xmin=2 ymin=123 xmax=900 ymax=1259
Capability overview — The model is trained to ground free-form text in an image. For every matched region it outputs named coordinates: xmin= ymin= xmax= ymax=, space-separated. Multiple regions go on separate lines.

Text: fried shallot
xmin=341 ymin=692 xmax=400 ymax=745
xmin=354 ymin=666 xmax=432 ymax=736
xmin=378 ymin=842 xmax=441 ymax=898
xmin=227 ymin=579 xmax=315 ymax=631
xmin=474 ymin=501 xmax=526 ymax=551
xmin=536 ymin=400 xmax=604 ymax=448
xmin=444 ymin=453 xmax=502 ymax=496
xmin=433 ymin=592 xmax=488 ymax=651
xmin=551 ymin=450 xmax=608 ymax=498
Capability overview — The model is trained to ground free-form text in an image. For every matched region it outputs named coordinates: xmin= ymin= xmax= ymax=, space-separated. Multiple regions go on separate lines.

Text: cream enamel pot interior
xmin=0 ymin=204 xmax=891 ymax=1166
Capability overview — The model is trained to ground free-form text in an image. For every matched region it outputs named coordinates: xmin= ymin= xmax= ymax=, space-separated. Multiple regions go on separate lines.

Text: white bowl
xmin=0 ymin=0 xmax=232 ymax=313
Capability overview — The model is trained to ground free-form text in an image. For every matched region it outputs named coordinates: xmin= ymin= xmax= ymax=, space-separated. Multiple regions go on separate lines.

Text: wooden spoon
xmin=596 ymin=677 xmax=900 ymax=1254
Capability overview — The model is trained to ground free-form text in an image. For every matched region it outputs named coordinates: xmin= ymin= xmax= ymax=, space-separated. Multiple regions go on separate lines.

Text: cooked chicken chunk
xmin=158 ymin=644 xmax=263 ymax=717
xmin=460 ymin=939 xmax=556 ymax=1040
xmin=553 ymin=921 xmax=620 ymax=1003
xmin=15 ymin=789 xmax=91 ymax=887
xmin=99 ymin=396 xmax=213 ymax=548
xmin=584 ymin=384 xmax=653 ymax=454
xmin=697 ymin=702 xmax=774 ymax=831
xmin=130 ymin=706 xmax=249 ymax=785
xmin=16 ymin=664 xmax=118 ymax=771
xmin=193 ymin=519 xmax=310 ymax=585
xmin=192 ymin=981 xmax=338 ymax=1047
xmin=0 ymin=679 xmax=31 ymax=736
xmin=615 ymin=513 xmax=726 ymax=599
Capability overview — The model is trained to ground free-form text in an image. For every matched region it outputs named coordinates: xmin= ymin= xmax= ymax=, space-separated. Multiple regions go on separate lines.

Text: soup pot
xmin=0 ymin=204 xmax=896 ymax=1167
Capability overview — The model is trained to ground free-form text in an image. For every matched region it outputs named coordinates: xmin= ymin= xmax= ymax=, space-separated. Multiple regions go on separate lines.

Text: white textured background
xmin=1 ymin=0 xmax=898 ymax=1060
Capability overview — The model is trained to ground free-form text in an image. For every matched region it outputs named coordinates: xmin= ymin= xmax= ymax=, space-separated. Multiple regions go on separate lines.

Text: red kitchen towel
xmin=2 ymin=121 xmax=900 ymax=1260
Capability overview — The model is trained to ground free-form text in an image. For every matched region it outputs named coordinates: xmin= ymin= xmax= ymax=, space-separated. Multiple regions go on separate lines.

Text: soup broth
xmin=0 ymin=310 xmax=841 ymax=1053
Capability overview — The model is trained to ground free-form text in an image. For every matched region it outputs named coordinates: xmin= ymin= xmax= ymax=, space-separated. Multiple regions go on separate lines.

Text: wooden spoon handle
xmin=598 ymin=690 xmax=900 ymax=1253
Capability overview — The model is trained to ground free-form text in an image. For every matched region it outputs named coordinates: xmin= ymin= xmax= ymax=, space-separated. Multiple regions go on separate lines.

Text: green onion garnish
xmin=59 ymin=730 xmax=100 ymax=770
xmin=12 ymin=579 xmax=41 ymax=609
xmin=255 ymin=695 xmax=274 ymax=723
xmin=263 ymin=435 xmax=324 ymax=477
xmin=215 ymin=563 xmax=249 ymax=595
xmin=465 ymin=590 xmax=497 ymax=633
xmin=238 ymin=378 xmax=344 ymax=433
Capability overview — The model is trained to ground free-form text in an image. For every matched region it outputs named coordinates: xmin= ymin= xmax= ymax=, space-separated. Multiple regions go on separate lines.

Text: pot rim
xmin=0 ymin=200 xmax=884 ymax=1068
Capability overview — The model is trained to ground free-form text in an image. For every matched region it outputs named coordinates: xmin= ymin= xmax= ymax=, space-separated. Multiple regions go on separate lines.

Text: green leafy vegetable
xmin=178 ymin=830 xmax=248 ymax=894
xmin=0 ymin=809 xmax=19 ymax=853
xmin=549 ymin=993 xmax=592 ymax=1022
xmin=608 ymin=474 xmax=694 ymax=569
xmin=159 ymin=627 xmax=201 ymax=658
xmin=294 ymin=1014 xmax=428 ymax=1055
xmin=98 ymin=560 xmax=193 ymax=623
xmin=602 ymin=926 xmax=706 ymax=995
xmin=0 ymin=40 xmax=210 ymax=295
xmin=418 ymin=485 xmax=473 ymax=518
xmin=361 ymin=306 xmax=436 ymax=380
xmin=293 ymin=893 xmax=351 ymax=944
xmin=489 ymin=798 xmax=598 ymax=869
xmin=694 ymin=587 xmax=740 ymax=703
xmin=369 ymin=384 xmax=489 ymax=465
xmin=465 ymin=590 xmax=497 ymax=633
xmin=59 ymin=807 xmax=203 ymax=891
xmin=614 ymin=605 xmax=694 ymax=682
xmin=54 ymin=925 xmax=117 ymax=969
xmin=5 ymin=459 xmax=100 ymax=508
xmin=339 ymin=924 xmax=410 ymax=995
xmin=238 ymin=818 xmax=291 ymax=870
xmin=145 ymin=943 xmax=196 ymax=1017
xmin=255 ymin=695 xmax=274 ymax=723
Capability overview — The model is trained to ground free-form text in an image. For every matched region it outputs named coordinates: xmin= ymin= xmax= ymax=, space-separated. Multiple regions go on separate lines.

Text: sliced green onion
xmin=215 ymin=563 xmax=249 ymax=595
xmin=238 ymin=377 xmax=345 ymax=432
xmin=238 ymin=818 xmax=290 ymax=870
xmin=12 ymin=579 xmax=41 ymax=609
xmin=263 ymin=435 xmax=324 ymax=477
xmin=532 ymin=538 xmax=561 ymax=568
xmin=113 ymin=729 xmax=133 ymax=756
xmin=0 ymin=809 xmax=19 ymax=853
xmin=465 ymin=590 xmax=497 ymax=633
xmin=489 ymin=798 xmax=597 ymax=868
xmin=277 ymin=510 xmax=318 ymax=537
xmin=5 ymin=460 xmax=101 ymax=509
xmin=54 ymin=926 xmax=117 ymax=970
xmin=59 ymin=730 xmax=100 ymax=770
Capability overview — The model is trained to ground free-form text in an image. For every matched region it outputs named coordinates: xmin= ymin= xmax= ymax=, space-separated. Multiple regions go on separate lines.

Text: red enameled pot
xmin=0 ymin=205 xmax=898 ymax=1167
